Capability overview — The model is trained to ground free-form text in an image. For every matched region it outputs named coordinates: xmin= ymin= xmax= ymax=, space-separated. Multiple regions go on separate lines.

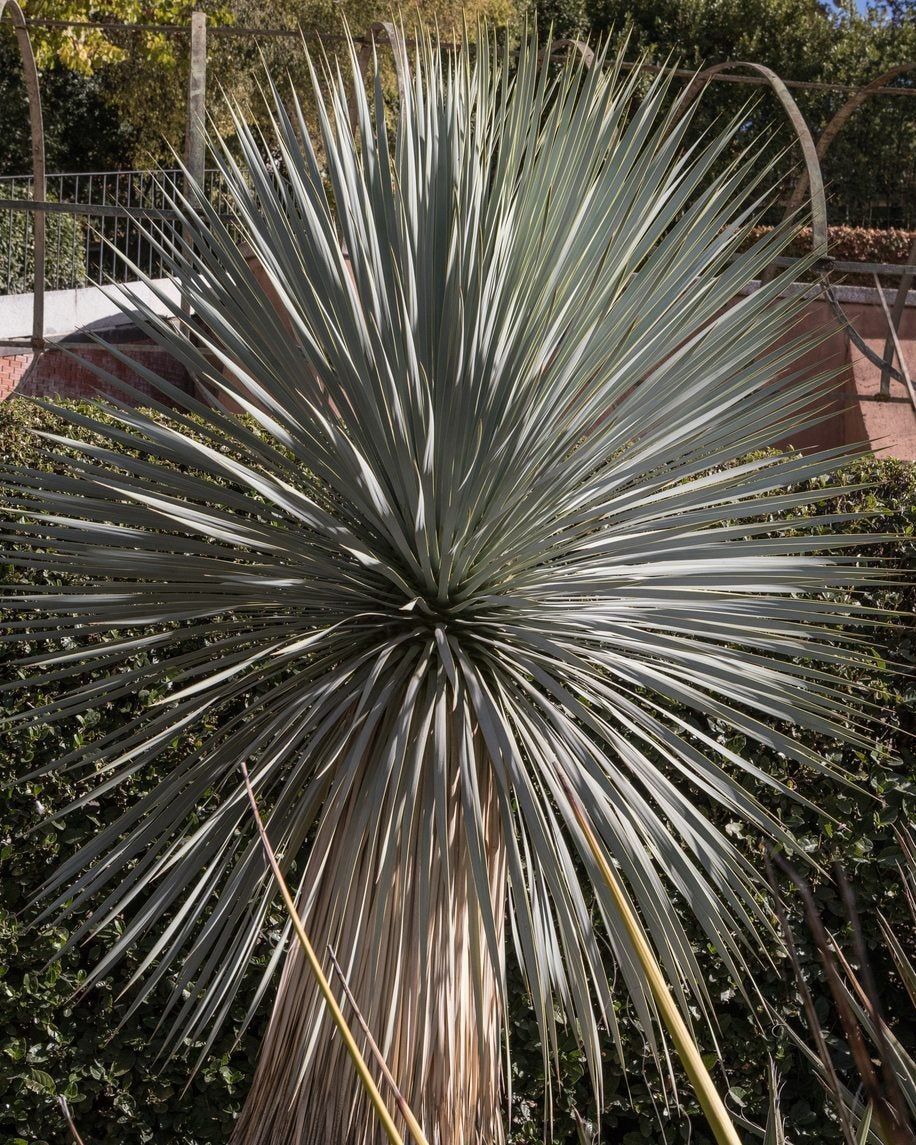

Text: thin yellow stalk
xmin=58 ymin=1096 xmax=86 ymax=1145
xmin=560 ymin=775 xmax=743 ymax=1145
xmin=855 ymin=1101 xmax=874 ymax=1145
xmin=240 ymin=763 xmax=415 ymax=1145
xmin=328 ymin=944 xmax=432 ymax=1145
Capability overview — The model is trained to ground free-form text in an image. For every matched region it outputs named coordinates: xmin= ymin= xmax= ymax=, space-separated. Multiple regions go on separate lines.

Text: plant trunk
xmin=231 ymin=763 xmax=506 ymax=1145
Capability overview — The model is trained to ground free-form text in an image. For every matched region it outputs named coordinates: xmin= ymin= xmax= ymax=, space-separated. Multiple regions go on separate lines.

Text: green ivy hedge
xmin=0 ymin=192 xmax=89 ymax=295
xmin=1 ymin=398 xmax=913 ymax=1144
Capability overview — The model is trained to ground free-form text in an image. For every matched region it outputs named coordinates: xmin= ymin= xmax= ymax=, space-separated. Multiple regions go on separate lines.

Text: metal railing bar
xmin=771 ymin=256 xmax=916 ymax=277
xmin=880 ymin=235 xmax=916 ymax=395
xmin=8 ymin=19 xmax=916 ymax=96
xmin=18 ymin=202 xmax=26 ymax=288
xmin=0 ymin=199 xmax=183 ymax=218
xmin=820 ymin=278 xmax=911 ymax=388
xmin=2 ymin=200 xmax=913 ymax=277
xmin=0 ymin=166 xmax=189 ymax=179
xmin=70 ymin=173 xmax=77 ymax=281
xmin=873 ymin=273 xmax=916 ymax=412
xmin=54 ymin=180 xmax=61 ymax=282
xmin=628 ymin=58 xmax=916 ymax=98
xmin=4 ymin=182 xmax=14 ymax=292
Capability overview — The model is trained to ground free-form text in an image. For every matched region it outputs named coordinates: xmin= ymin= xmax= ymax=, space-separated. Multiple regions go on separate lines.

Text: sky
xmin=830 ymin=0 xmax=911 ymax=15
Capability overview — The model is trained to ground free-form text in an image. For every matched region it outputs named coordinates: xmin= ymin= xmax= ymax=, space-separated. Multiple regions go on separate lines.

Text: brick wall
xmin=0 ymin=353 xmax=34 ymax=401
xmin=0 ymin=341 xmax=192 ymax=405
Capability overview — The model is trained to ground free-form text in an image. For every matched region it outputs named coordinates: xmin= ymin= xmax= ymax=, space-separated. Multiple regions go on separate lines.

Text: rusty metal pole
xmin=0 ymin=1 xmax=46 ymax=347
xmin=21 ymin=13 xmax=44 ymax=347
xmin=185 ymin=9 xmax=207 ymax=188
xmin=183 ymin=8 xmax=206 ymax=320
xmin=879 ymin=234 xmax=916 ymax=399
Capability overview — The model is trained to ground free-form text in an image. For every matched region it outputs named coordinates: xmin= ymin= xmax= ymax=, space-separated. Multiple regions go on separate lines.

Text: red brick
xmin=0 ymin=340 xmax=193 ymax=407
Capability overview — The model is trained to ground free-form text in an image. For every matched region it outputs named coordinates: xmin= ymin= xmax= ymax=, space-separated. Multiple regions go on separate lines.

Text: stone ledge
xmin=741 ymin=279 xmax=916 ymax=306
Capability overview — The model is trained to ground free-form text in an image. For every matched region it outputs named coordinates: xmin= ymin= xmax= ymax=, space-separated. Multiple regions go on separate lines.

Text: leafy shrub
xmin=746 ymin=225 xmax=915 ymax=286
xmin=0 ymin=398 xmax=913 ymax=1143
xmin=0 ymin=191 xmax=89 ymax=294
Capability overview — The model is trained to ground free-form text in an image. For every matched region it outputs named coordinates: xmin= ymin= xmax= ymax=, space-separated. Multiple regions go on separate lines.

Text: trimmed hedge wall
xmin=1 ymin=398 xmax=913 ymax=1144
xmin=757 ymin=225 xmax=915 ymax=266
xmin=745 ymin=225 xmax=915 ymax=287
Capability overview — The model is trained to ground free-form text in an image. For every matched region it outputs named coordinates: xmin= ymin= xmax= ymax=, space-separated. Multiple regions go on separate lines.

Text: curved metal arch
xmin=541 ymin=39 xmax=596 ymax=70
xmin=781 ymin=62 xmax=916 ymax=222
xmin=819 ymin=278 xmax=909 ymax=388
xmin=0 ymin=0 xmax=45 ymax=345
xmin=365 ymin=21 xmax=408 ymax=100
xmin=669 ymin=58 xmax=914 ymax=408
xmin=675 ymin=60 xmax=828 ymax=257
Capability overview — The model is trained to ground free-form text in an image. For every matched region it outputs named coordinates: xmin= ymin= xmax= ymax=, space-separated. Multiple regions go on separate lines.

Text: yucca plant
xmin=1 ymin=26 xmax=894 ymax=1145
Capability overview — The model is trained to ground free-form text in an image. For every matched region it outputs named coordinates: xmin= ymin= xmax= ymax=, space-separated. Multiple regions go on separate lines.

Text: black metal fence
xmin=0 ymin=168 xmax=229 ymax=293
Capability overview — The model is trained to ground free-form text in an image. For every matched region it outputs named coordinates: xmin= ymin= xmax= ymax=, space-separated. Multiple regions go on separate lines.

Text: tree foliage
xmin=550 ymin=0 xmax=916 ymax=227
xmin=0 ymin=0 xmax=911 ymax=231
xmin=16 ymin=1 xmax=228 ymax=74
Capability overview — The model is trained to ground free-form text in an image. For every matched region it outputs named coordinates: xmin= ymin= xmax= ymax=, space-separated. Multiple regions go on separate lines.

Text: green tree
xmin=0 ymin=2 xmax=233 ymax=172
xmin=0 ymin=35 xmax=139 ymax=172
xmin=17 ymin=0 xmax=222 ymax=74
xmin=821 ymin=7 xmax=916 ymax=225
xmin=1 ymin=2 xmax=523 ymax=172
xmin=574 ymin=0 xmax=915 ymax=225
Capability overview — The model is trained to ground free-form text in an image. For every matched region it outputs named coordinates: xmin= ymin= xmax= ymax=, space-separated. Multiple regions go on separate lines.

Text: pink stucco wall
xmin=3 ymin=284 xmax=913 ymax=461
